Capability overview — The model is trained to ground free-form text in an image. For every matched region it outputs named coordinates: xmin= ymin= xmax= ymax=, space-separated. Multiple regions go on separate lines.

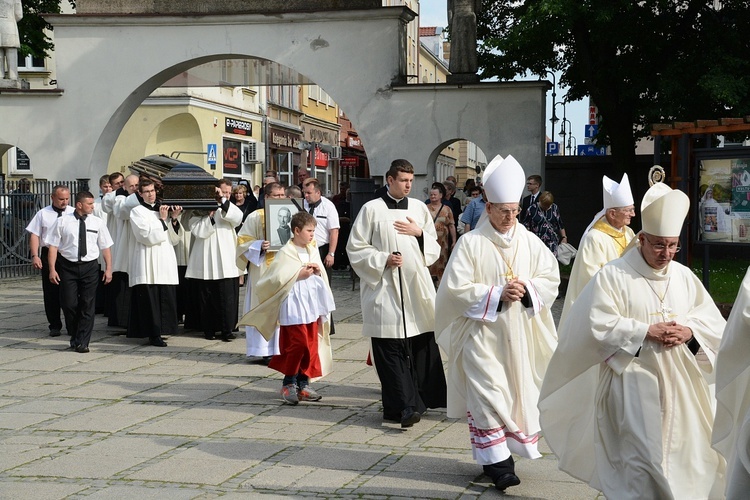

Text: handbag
xmin=556 ymin=242 xmax=577 ymax=265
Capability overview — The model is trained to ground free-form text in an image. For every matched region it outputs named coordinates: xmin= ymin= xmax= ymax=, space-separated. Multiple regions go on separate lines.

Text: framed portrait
xmin=265 ymin=198 xmax=304 ymax=251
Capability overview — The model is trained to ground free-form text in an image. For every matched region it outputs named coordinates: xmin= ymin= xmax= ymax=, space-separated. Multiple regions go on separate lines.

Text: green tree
xmin=18 ymin=0 xmax=76 ymax=59
xmin=477 ymin=0 xmax=750 ymax=170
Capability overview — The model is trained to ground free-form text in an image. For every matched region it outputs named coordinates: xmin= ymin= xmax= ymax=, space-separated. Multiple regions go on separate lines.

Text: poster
xmin=731 ymin=159 xmax=750 ymax=213
xmin=699 ymin=159 xmax=733 ymax=241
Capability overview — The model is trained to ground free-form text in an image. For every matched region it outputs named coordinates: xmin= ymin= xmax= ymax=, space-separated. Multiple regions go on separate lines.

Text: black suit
xmin=520 ymin=193 xmax=538 ymax=222
xmin=277 ymin=225 xmax=291 ymax=245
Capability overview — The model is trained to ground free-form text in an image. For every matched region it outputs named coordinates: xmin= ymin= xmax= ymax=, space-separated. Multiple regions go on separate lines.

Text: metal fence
xmin=0 ymin=179 xmax=87 ymax=279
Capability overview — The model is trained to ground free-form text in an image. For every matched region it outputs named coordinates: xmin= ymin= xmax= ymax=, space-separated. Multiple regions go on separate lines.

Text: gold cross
xmin=650 ymin=302 xmax=676 ymax=322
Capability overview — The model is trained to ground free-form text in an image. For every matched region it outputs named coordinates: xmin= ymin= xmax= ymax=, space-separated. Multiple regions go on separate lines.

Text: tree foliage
xmin=17 ymin=0 xmax=76 ymax=59
xmin=477 ymin=0 xmax=750 ymax=168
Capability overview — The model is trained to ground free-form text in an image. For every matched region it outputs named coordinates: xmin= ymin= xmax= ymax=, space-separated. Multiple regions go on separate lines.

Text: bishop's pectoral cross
xmin=651 ymin=302 xmax=676 ymax=322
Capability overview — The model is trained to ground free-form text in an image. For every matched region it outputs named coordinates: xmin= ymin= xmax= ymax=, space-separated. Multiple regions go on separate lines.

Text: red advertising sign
xmin=223 ymin=139 xmax=241 ymax=174
xmin=309 ymin=148 xmax=329 ymax=168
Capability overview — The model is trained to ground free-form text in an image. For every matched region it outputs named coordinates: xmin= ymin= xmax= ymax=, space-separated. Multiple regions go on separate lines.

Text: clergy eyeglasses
xmin=644 ymin=235 xmax=681 ymax=253
xmin=497 ymin=208 xmax=520 ymax=217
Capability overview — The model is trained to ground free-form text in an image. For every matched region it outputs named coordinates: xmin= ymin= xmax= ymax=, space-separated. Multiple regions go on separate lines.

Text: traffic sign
xmin=585 ymin=124 xmax=598 ymax=138
xmin=577 ymin=145 xmax=606 ymax=156
xmin=546 ymin=142 xmax=560 ymax=155
xmin=207 ymin=143 xmax=217 ymax=165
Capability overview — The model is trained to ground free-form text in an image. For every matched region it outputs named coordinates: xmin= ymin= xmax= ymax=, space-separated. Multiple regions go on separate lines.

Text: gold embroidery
xmin=593 ymin=218 xmax=628 ymax=255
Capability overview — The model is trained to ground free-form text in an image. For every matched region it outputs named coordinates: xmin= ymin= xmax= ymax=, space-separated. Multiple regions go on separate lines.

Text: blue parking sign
xmin=546 ymin=142 xmax=560 ymax=155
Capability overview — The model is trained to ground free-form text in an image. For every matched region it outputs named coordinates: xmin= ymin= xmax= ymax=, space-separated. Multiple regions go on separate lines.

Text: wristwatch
xmin=328 ymin=252 xmax=335 ymax=257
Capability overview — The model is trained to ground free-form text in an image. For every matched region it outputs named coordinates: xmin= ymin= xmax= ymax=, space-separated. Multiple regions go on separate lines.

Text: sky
xmin=418 ymin=0 xmax=589 ymax=155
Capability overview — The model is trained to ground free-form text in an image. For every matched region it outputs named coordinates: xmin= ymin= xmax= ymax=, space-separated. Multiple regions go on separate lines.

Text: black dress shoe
xmin=49 ymin=330 xmax=61 ymax=337
xmin=494 ymin=473 xmax=520 ymax=491
xmin=383 ymin=413 xmax=401 ymax=423
xmin=75 ymin=346 xmax=90 ymax=354
xmin=400 ymin=407 xmax=421 ymax=428
xmin=204 ymin=333 xmax=215 ymax=340
xmin=150 ymin=338 xmax=168 ymax=347
xmin=221 ymin=332 xmax=236 ymax=342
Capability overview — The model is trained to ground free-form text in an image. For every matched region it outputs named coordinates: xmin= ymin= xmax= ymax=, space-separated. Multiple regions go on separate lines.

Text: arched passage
xmin=0 ymin=7 xmax=547 ymax=195
xmin=109 ymin=112 xmax=203 ymax=172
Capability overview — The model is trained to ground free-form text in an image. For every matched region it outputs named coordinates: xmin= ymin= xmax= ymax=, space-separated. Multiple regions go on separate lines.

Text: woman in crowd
xmin=232 ymin=182 xmax=257 ymax=232
xmin=426 ymin=182 xmax=456 ymax=287
xmin=522 ymin=190 xmax=567 ymax=256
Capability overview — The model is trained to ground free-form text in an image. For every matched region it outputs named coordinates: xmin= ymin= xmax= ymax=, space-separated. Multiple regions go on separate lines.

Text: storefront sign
xmin=346 ymin=137 xmax=362 ymax=148
xmin=310 ymin=147 xmax=329 ymax=168
xmin=340 ymin=156 xmax=358 ymax=167
xmin=223 ymin=139 xmax=241 ymax=174
xmin=270 ymin=129 xmax=302 ymax=149
xmin=225 ymin=118 xmax=253 ymax=136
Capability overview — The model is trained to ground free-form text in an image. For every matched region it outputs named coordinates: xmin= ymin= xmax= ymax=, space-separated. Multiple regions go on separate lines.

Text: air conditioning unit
xmin=242 ymin=141 xmax=264 ymax=163
xmin=329 ymin=146 xmax=342 ymax=159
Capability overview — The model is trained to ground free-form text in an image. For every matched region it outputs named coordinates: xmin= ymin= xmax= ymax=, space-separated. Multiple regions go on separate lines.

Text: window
xmin=17 ymin=54 xmax=45 ymax=71
xmin=268 ymin=85 xmax=298 ymax=109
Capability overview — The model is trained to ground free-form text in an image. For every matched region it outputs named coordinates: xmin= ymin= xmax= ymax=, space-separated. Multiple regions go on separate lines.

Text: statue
xmin=447 ymin=0 xmax=482 ymax=83
xmin=0 ymin=0 xmax=23 ymax=81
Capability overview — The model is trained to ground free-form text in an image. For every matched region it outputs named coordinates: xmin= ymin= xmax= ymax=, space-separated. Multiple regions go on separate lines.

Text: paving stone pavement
xmin=0 ymin=271 xmax=600 ymax=499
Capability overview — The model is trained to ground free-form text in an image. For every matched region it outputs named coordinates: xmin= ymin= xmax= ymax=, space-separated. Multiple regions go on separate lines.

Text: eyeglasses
xmin=494 ymin=207 xmax=520 ymax=217
xmin=644 ymin=236 xmax=681 ymax=253
xmin=616 ymin=206 xmax=636 ymax=214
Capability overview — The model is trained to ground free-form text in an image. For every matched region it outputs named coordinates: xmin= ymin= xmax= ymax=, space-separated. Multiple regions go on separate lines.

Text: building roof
xmin=419 ymin=26 xmax=441 ymax=37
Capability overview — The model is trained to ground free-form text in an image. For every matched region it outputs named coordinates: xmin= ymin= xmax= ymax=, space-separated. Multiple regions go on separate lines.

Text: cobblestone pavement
xmin=0 ymin=271 xmax=598 ymax=499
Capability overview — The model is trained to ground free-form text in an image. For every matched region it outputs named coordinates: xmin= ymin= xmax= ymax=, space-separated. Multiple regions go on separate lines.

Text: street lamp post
xmin=544 ymin=71 xmax=559 ymax=144
xmin=559 ymin=118 xmax=571 ymax=156
xmin=568 ymin=135 xmax=577 ymax=156
xmin=552 ymin=101 xmax=566 ymax=156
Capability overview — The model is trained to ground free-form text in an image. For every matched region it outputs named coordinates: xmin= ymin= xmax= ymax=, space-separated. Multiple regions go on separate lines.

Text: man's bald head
xmin=124 ymin=175 xmax=139 ymax=194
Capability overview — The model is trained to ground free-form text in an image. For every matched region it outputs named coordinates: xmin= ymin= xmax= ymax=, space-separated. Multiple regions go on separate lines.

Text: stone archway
xmin=0 ymin=5 xmax=547 ymax=195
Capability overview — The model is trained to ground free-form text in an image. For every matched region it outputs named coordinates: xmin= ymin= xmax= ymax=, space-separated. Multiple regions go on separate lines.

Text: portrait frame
xmin=265 ymin=198 xmax=304 ymax=251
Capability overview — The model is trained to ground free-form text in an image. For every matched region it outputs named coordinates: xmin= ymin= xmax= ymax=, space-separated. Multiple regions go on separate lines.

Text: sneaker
xmin=298 ymin=386 xmax=322 ymax=402
xmin=280 ymin=384 xmax=299 ymax=405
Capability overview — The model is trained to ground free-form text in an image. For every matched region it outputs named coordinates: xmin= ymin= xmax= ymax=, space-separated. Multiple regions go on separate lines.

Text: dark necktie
xmin=52 ymin=206 xmax=64 ymax=217
xmin=75 ymin=213 xmax=87 ymax=261
xmin=308 ymin=200 xmax=320 ymax=215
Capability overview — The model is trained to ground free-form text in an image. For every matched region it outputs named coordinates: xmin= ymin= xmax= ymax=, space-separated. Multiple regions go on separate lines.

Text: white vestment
xmin=236 ymin=209 xmax=280 ymax=357
xmin=186 ymin=203 xmax=243 ymax=280
xmin=93 ymin=199 xmax=109 ymax=271
xmin=713 ymin=266 xmax=750 ymax=500
xmin=435 ymin=218 xmax=559 ymax=464
xmin=104 ymin=192 xmax=140 ymax=273
xmin=539 ymin=248 xmax=726 ymax=500
xmin=172 ymin=213 xmax=191 ymax=267
xmin=346 ymin=197 xmax=440 ymax=339
xmin=560 ymin=218 xmax=635 ymax=323
xmin=128 ymin=204 xmax=179 ymax=286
